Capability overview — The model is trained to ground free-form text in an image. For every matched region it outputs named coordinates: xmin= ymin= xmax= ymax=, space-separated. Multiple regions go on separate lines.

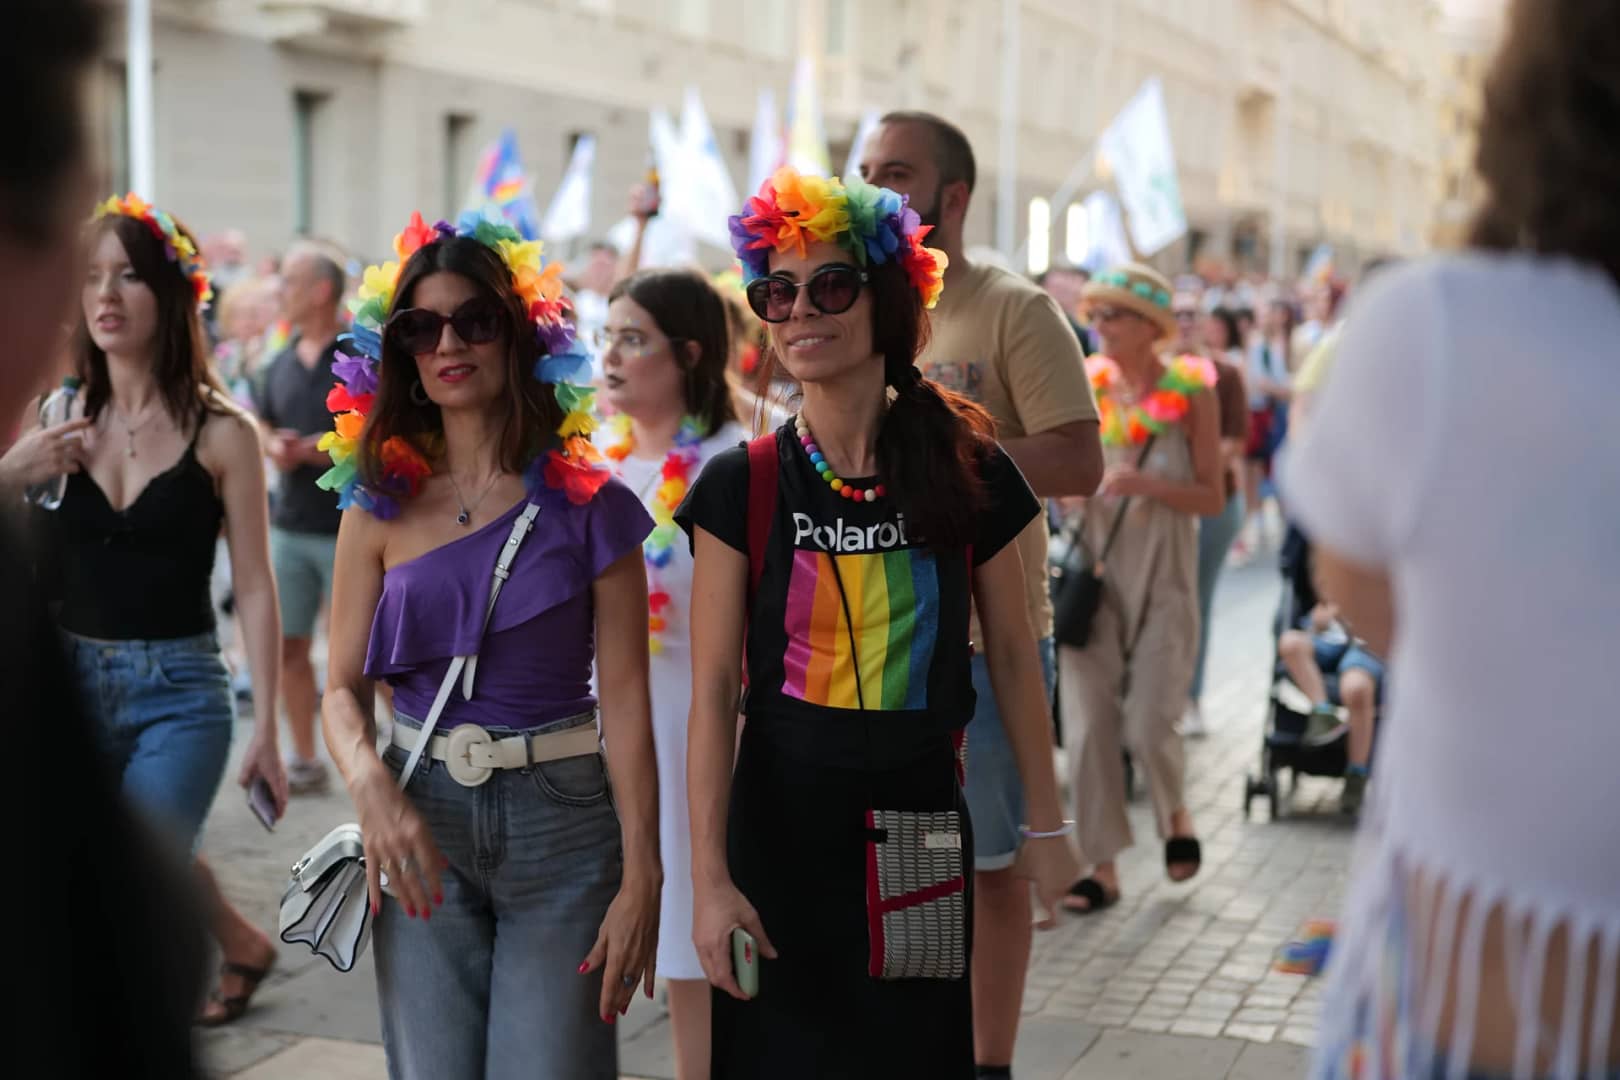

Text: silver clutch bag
xmin=278 ymin=824 xmax=371 ymax=972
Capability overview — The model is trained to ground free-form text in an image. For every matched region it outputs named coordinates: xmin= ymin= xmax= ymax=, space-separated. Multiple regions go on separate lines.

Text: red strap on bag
xmin=740 ymin=435 xmax=778 ymax=693
xmin=745 ymin=435 xmax=778 ymax=598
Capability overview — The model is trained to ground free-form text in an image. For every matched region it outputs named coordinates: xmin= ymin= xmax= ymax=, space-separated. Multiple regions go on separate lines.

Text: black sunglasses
xmin=386 ymin=297 xmax=505 ymax=355
xmin=745 ymin=263 xmax=869 ymax=323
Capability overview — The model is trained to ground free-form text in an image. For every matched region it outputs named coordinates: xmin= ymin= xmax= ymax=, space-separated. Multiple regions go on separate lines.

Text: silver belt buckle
xmin=445 ymin=724 xmax=495 ymax=787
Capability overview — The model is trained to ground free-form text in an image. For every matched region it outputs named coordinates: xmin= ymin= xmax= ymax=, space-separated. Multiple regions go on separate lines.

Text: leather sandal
xmin=1061 ymin=877 xmax=1120 ymax=915
xmin=1165 ymin=837 xmax=1202 ymax=883
xmin=196 ymin=958 xmax=274 ymax=1027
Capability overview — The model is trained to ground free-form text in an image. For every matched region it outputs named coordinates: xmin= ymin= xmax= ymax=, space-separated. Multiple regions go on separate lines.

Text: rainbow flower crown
xmin=93 ymin=193 xmax=213 ymax=310
xmin=728 ymin=166 xmax=947 ymax=309
xmin=316 ymin=210 xmax=608 ymax=518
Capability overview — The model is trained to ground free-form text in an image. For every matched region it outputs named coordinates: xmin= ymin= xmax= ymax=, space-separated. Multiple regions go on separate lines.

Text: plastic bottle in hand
xmin=25 ymin=375 xmax=83 ymax=510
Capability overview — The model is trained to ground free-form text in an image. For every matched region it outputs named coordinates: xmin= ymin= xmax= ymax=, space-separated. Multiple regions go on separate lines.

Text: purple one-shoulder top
xmin=364 ymin=479 xmax=653 ymax=731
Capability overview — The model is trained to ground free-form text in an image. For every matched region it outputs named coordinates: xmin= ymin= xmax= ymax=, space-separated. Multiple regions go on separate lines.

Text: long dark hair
xmin=1206 ymin=307 xmax=1242 ymax=353
xmin=758 ymin=258 xmax=994 ymax=550
xmin=1469 ymin=0 xmax=1620 ymax=286
xmin=360 ymin=236 xmax=565 ymax=488
xmin=608 ymin=269 xmax=738 ymax=431
xmin=78 ymin=214 xmax=229 ymax=428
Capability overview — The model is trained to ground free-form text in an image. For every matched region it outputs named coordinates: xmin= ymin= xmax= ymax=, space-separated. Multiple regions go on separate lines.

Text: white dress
xmin=613 ymin=420 xmax=748 ymax=981
xmin=1281 ymin=253 xmax=1620 ymax=1079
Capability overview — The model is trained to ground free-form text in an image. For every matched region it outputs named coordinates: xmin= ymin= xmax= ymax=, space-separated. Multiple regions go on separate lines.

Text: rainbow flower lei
xmin=728 ymin=166 xmax=947 ymax=309
xmin=93 ymin=193 xmax=214 ymax=310
xmin=604 ymin=413 xmax=706 ymax=655
xmin=1086 ymin=353 xmax=1218 ymax=446
xmin=316 ymin=210 xmax=607 ymax=518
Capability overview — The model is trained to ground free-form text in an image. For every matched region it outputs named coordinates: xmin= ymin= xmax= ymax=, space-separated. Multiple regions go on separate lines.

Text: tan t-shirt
xmin=918 ymin=260 xmax=1098 ymax=641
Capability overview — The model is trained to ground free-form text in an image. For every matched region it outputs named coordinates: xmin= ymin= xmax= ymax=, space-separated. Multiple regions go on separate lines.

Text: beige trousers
xmin=1058 ymin=573 xmax=1198 ymax=868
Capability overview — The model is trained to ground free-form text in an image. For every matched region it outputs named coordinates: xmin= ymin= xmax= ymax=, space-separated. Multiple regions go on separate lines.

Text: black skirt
xmin=712 ymin=721 xmax=975 ymax=1080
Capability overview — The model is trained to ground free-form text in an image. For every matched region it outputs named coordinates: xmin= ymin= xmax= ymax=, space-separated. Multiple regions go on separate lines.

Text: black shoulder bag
xmin=1052 ymin=435 xmax=1155 ymax=649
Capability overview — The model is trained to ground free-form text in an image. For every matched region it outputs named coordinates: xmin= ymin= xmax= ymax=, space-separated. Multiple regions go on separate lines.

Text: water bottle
xmin=25 ymin=375 xmax=83 ymax=510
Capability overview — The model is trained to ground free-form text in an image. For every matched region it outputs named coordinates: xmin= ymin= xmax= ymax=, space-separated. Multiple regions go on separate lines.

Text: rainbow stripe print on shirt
xmin=780 ymin=546 xmax=940 ymax=711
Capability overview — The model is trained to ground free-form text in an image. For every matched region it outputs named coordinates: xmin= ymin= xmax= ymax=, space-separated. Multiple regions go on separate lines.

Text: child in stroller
xmin=1244 ymin=525 xmax=1385 ymax=818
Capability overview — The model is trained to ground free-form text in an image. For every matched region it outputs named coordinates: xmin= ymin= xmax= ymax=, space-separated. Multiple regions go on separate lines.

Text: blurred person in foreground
xmin=1284 ymin=1 xmax=1620 ymax=1074
xmin=0 ymin=0 xmax=205 ymax=1072
xmin=253 ymin=242 xmax=349 ymax=794
xmin=861 ymin=112 xmax=1101 ymax=1079
xmin=1037 ymin=262 xmax=1094 ymax=354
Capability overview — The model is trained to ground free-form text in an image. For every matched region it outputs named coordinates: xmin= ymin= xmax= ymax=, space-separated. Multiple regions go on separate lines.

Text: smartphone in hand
xmin=731 ymin=927 xmax=759 ymax=998
xmin=247 ymin=776 xmax=279 ymax=831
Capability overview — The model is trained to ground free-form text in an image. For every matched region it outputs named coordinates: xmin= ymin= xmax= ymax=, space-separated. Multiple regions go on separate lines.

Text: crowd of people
xmin=4 ymin=0 xmax=1618 ymax=1077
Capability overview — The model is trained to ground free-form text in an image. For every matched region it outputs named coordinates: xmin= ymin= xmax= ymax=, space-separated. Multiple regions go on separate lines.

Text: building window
xmin=1065 ymin=203 xmax=1089 ymax=266
xmin=444 ymin=113 xmax=475 ymax=219
xmin=292 ymin=90 xmax=329 ymax=237
xmin=1027 ymin=196 xmax=1051 ymax=276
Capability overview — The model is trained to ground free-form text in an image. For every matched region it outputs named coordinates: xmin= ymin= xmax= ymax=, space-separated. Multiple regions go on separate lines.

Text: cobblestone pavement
xmin=198 ymin=551 xmax=1356 ymax=1079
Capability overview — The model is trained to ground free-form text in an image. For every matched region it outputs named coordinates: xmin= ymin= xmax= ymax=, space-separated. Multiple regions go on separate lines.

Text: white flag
xmin=748 ymin=88 xmax=784 ymax=195
xmin=843 ymin=108 xmax=883 ymax=182
xmin=540 ymin=134 xmax=595 ymax=243
xmin=677 ymin=86 xmax=741 ymax=250
xmin=1098 ymin=78 xmax=1188 ymax=255
xmin=1081 ymin=190 xmax=1132 ymax=270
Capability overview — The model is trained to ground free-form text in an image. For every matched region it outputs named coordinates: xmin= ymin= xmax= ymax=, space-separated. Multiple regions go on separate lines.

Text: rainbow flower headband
xmin=93 ymin=193 xmax=213 ymax=310
xmin=316 ymin=210 xmax=608 ymax=518
xmin=728 ymin=166 xmax=947 ymax=309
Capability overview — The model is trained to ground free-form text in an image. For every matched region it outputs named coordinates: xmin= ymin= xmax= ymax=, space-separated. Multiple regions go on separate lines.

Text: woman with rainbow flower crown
xmin=318 ymin=211 xmax=659 ymax=1077
xmin=1055 ymin=262 xmax=1225 ymax=917
xmin=675 ymin=167 xmax=1079 ymax=1078
xmin=597 ymin=267 xmax=747 ymax=1079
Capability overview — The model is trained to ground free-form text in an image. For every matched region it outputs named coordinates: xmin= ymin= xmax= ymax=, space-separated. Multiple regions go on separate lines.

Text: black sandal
xmin=1061 ymin=877 xmax=1120 ymax=915
xmin=1165 ymin=837 xmax=1202 ymax=883
xmin=196 ymin=959 xmax=273 ymax=1027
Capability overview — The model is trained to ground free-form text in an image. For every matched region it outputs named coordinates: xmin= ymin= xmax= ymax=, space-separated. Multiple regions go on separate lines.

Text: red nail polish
xmin=422 ymin=908 xmax=431 ymax=922
xmin=434 ymin=893 xmax=444 ymax=906
xmin=441 ymin=854 xmax=451 ymax=868
xmin=406 ymin=905 xmax=416 ymax=918
xmin=745 ymin=943 xmax=753 ymax=963
xmin=578 ymin=962 xmax=590 ymax=974
xmin=602 ymin=1014 xmax=615 ymax=1024
xmin=371 ymin=899 xmax=380 ymax=916
xmin=620 ymin=1002 xmax=629 ymax=1016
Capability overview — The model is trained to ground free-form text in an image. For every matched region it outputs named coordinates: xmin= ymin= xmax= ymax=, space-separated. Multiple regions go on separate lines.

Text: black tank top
xmin=45 ymin=416 xmax=224 ymax=640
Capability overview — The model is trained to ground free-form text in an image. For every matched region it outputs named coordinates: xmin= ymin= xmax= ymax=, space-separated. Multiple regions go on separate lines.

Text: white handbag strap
xmin=394 ymin=501 xmax=543 ymax=791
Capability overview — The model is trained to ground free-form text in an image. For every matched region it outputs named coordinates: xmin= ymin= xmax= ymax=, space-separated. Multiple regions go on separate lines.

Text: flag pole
xmin=128 ymin=0 xmax=156 ymax=198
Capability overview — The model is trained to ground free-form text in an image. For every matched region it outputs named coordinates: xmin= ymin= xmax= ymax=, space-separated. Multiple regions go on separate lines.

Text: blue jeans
xmin=1190 ymin=491 xmax=1246 ymax=700
xmin=965 ymin=637 xmax=1057 ymax=871
xmin=66 ymin=631 xmax=234 ymax=850
xmin=375 ymin=715 xmax=623 ymax=1080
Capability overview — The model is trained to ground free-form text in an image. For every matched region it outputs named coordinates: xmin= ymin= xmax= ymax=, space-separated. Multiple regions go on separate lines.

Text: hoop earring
xmin=410 ymin=379 xmax=430 ymax=407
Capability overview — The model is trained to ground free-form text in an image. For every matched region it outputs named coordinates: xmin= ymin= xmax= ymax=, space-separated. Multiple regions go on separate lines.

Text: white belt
xmin=391 ymin=718 xmax=600 ymax=788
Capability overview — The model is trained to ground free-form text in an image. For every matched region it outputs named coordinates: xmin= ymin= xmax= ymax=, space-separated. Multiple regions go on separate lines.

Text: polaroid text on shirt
xmin=793 ymin=511 xmax=911 ymax=553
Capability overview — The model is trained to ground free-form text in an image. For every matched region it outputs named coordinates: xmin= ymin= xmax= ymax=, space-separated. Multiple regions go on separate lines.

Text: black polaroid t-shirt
xmin=676 ymin=423 xmax=1039 ymax=765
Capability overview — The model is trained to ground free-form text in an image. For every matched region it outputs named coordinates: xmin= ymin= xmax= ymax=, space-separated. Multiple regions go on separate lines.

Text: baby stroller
xmin=1242 ymin=526 xmax=1370 ymax=819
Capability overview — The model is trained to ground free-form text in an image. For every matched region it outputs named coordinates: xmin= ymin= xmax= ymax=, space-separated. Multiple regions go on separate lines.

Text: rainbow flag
xmin=466 ymin=128 xmax=542 ymax=240
xmin=781 ymin=548 xmax=939 ymax=711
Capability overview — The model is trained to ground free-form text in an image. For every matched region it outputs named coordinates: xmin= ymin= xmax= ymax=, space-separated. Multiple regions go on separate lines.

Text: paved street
xmin=198 ymin=548 xmax=1355 ymax=1079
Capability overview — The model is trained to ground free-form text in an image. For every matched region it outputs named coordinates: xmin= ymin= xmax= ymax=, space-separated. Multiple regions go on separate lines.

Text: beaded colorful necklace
xmin=795 ymin=413 xmax=886 ymax=502
xmin=604 ymin=413 xmax=707 ymax=655
xmin=1086 ymin=353 xmax=1218 ymax=447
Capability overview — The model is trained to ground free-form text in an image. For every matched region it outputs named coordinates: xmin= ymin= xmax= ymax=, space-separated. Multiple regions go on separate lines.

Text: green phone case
xmin=731 ymin=927 xmax=759 ymax=997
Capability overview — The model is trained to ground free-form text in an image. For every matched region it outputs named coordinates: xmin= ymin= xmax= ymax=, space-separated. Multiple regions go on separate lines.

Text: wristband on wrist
xmin=1019 ymin=820 xmax=1076 ymax=840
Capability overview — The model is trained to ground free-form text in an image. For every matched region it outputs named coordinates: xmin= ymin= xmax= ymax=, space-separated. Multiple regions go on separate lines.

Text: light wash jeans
xmin=1190 ymin=491 xmax=1246 ymax=701
xmin=375 ymin=714 xmax=623 ymax=1080
xmin=66 ymin=630 xmax=233 ymax=850
xmin=965 ymin=636 xmax=1057 ymax=871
